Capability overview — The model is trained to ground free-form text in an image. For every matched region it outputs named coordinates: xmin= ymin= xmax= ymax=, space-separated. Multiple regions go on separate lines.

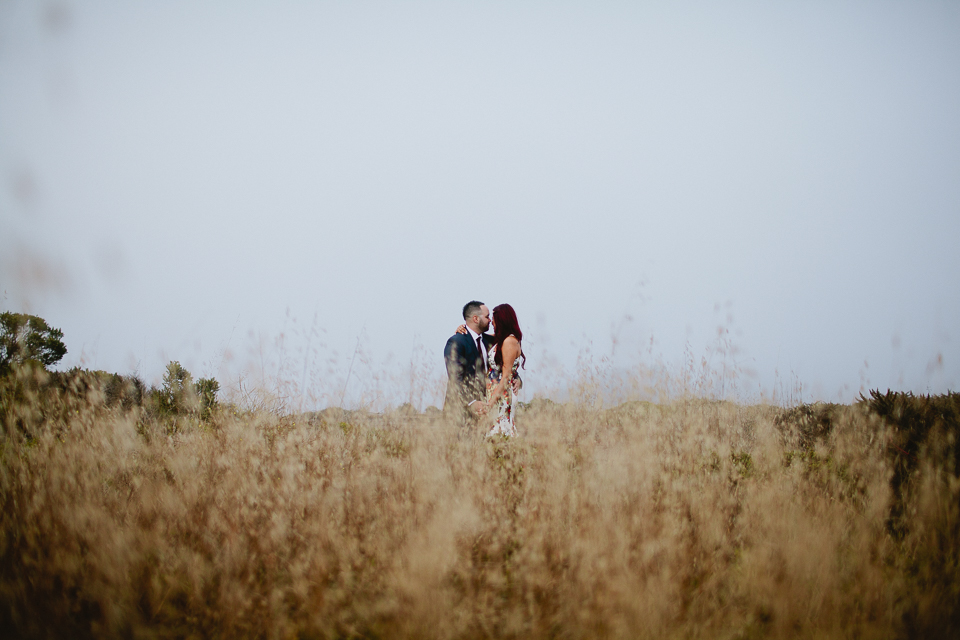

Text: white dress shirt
xmin=466 ymin=326 xmax=488 ymax=371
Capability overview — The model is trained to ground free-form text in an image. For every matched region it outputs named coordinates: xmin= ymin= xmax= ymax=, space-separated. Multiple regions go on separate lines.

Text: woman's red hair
xmin=492 ymin=303 xmax=525 ymax=369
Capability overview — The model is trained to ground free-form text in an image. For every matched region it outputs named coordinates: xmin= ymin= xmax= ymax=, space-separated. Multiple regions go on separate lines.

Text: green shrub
xmin=0 ymin=312 xmax=67 ymax=376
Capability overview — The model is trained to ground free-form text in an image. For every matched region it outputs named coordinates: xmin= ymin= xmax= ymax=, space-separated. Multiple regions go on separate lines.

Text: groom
xmin=443 ymin=301 xmax=494 ymax=431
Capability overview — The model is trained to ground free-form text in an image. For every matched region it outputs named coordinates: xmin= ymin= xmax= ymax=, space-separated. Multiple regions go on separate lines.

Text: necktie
xmin=476 ymin=335 xmax=485 ymax=368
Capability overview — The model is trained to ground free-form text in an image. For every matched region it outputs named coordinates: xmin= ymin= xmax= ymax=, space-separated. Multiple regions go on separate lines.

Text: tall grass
xmin=1 ymin=367 xmax=958 ymax=638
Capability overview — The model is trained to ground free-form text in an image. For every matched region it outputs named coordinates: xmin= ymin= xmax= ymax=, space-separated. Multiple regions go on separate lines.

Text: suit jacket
xmin=443 ymin=331 xmax=493 ymax=425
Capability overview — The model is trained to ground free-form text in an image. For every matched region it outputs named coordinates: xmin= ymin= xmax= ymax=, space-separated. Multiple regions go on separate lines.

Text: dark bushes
xmin=774 ymin=401 xmax=847 ymax=449
xmin=859 ymin=390 xmax=960 ymax=501
xmin=776 ymin=391 xmax=959 ymax=478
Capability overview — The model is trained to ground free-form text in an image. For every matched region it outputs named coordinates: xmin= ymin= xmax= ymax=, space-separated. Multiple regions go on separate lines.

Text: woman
xmin=482 ymin=303 xmax=525 ymax=437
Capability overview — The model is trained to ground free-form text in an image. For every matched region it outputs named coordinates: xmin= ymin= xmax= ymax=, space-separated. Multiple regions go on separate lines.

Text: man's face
xmin=477 ymin=305 xmax=491 ymax=332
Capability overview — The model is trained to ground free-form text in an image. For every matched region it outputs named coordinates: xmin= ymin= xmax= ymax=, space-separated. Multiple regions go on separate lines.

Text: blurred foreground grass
xmin=1 ymin=367 xmax=958 ymax=639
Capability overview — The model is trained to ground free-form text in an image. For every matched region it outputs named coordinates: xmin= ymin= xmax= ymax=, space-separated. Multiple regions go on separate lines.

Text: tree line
xmin=1 ymin=311 xmax=220 ymax=424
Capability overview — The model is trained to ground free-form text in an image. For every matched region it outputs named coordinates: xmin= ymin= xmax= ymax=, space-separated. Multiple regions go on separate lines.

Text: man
xmin=443 ymin=301 xmax=492 ymax=431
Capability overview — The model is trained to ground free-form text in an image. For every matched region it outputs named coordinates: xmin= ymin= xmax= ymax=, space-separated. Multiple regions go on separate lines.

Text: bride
xmin=482 ymin=304 xmax=525 ymax=437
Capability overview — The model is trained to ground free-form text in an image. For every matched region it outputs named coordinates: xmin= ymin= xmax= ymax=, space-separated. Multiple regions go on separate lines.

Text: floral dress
xmin=485 ymin=343 xmax=519 ymax=437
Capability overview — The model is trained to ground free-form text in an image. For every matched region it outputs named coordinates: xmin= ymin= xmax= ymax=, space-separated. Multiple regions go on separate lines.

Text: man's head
xmin=462 ymin=300 xmax=490 ymax=333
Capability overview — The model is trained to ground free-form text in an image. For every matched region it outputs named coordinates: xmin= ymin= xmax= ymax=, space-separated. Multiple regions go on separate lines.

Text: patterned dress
xmin=485 ymin=343 xmax=520 ymax=437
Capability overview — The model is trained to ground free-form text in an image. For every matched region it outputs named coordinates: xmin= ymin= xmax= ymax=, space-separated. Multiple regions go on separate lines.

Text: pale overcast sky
xmin=2 ymin=1 xmax=958 ymax=408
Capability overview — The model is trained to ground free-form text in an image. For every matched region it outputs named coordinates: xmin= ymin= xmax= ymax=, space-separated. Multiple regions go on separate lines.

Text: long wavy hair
xmin=492 ymin=303 xmax=525 ymax=370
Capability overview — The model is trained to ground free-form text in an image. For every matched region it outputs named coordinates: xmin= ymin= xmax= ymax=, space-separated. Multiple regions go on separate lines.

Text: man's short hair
xmin=462 ymin=300 xmax=484 ymax=321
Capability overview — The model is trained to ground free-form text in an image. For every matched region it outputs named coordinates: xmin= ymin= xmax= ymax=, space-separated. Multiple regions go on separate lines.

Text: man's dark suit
xmin=443 ymin=331 xmax=493 ymax=429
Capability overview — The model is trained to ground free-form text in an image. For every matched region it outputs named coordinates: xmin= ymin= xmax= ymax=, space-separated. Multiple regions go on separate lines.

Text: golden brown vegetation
xmin=1 ymin=367 xmax=958 ymax=639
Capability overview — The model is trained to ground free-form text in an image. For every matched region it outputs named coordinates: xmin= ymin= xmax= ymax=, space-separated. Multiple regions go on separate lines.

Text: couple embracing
xmin=443 ymin=301 xmax=526 ymax=438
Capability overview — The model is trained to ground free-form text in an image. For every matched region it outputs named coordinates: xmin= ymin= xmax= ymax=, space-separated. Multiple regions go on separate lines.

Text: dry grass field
xmin=1 ymin=366 xmax=958 ymax=639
